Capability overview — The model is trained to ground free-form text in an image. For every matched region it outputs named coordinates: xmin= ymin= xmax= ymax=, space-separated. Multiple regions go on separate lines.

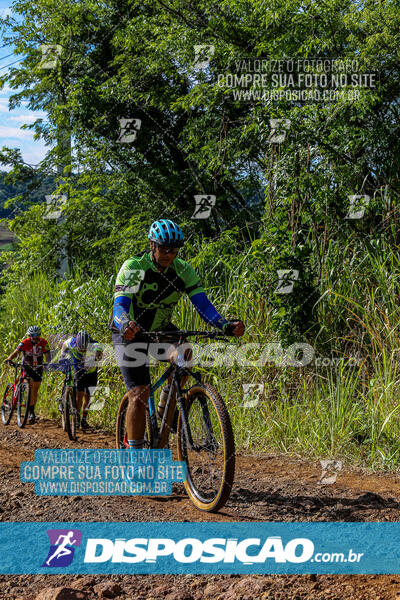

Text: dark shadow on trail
xmin=229 ymin=487 xmax=400 ymax=521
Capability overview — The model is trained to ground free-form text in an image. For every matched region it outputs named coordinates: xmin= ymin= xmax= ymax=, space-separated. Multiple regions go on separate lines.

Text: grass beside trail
xmin=2 ymin=356 xmax=400 ymax=473
xmin=1 ymin=238 xmax=400 ymax=472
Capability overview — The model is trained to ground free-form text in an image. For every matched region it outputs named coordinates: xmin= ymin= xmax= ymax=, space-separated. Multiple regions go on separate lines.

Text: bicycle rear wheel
xmin=115 ymin=394 xmax=153 ymax=449
xmin=177 ymin=382 xmax=235 ymax=512
xmin=64 ymin=387 xmax=78 ymax=441
xmin=17 ymin=381 xmax=31 ymax=428
xmin=1 ymin=384 xmax=14 ymax=425
xmin=58 ymin=383 xmax=67 ymax=431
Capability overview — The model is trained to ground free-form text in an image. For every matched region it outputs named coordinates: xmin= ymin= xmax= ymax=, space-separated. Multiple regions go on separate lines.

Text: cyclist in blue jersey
xmin=111 ymin=219 xmax=245 ymax=449
xmin=60 ymin=331 xmax=103 ymax=430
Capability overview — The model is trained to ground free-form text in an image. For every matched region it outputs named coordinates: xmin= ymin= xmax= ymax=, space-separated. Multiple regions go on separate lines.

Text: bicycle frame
xmin=1 ymin=361 xmax=32 ymax=428
xmin=148 ymin=362 xmax=202 ymax=449
xmin=61 ymin=367 xmax=73 ymax=394
xmin=10 ymin=363 xmax=28 ymax=403
xmin=119 ymin=328 xmax=230 ymax=450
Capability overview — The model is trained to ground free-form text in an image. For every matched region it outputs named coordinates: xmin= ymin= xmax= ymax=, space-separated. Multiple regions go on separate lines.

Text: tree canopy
xmin=0 ymin=0 xmax=399 ymax=345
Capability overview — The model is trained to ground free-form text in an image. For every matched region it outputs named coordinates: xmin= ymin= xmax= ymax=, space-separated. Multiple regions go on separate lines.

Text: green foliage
xmin=0 ymin=170 xmax=55 ymax=217
xmin=0 ymin=0 xmax=399 ymax=468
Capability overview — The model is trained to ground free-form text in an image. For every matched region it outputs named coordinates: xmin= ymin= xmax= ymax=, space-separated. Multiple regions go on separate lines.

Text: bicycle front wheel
xmin=17 ymin=382 xmax=31 ymax=428
xmin=115 ymin=394 xmax=153 ymax=449
xmin=177 ymin=382 xmax=235 ymax=512
xmin=1 ymin=384 xmax=14 ymax=425
xmin=64 ymin=387 xmax=78 ymax=441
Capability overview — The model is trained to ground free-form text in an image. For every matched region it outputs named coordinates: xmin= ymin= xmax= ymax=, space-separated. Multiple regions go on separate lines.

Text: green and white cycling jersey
xmin=112 ymin=251 xmax=227 ymax=333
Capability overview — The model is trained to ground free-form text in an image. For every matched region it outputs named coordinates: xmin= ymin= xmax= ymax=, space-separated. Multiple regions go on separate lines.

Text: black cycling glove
xmin=222 ymin=321 xmax=238 ymax=336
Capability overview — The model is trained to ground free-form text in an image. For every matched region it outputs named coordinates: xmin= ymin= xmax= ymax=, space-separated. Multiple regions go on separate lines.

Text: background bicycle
xmin=1 ymin=361 xmax=31 ymax=428
xmin=46 ymin=360 xmax=78 ymax=441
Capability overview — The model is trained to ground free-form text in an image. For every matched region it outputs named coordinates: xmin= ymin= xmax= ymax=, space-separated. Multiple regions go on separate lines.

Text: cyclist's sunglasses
xmin=29 ymin=334 xmax=39 ymax=338
xmin=157 ymin=245 xmax=180 ymax=255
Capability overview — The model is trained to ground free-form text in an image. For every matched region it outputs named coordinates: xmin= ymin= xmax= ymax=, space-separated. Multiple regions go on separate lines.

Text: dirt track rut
xmin=0 ymin=418 xmax=399 ymax=598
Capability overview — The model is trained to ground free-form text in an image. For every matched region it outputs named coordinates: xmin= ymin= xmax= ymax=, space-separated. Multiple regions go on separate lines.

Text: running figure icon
xmin=42 ymin=528 xmax=82 ymax=568
xmin=46 ymin=531 xmax=77 ymax=565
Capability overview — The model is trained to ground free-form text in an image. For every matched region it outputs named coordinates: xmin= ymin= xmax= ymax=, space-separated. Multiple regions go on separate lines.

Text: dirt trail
xmin=1 ymin=418 xmax=400 ymax=599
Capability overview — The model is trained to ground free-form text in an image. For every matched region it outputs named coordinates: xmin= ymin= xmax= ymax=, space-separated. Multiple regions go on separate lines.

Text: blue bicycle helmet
xmin=148 ymin=219 xmax=184 ymax=247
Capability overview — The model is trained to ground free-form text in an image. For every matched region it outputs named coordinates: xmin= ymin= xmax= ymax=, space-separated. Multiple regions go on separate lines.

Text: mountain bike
xmin=116 ymin=330 xmax=235 ymax=513
xmin=47 ymin=360 xmax=78 ymax=441
xmin=1 ymin=361 xmax=32 ymax=428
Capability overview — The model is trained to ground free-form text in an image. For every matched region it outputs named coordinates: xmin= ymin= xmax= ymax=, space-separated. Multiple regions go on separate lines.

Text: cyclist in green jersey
xmin=111 ymin=219 xmax=244 ymax=449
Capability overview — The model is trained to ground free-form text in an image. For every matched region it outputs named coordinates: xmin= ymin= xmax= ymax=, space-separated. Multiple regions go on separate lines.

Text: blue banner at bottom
xmin=0 ymin=522 xmax=398 ymax=574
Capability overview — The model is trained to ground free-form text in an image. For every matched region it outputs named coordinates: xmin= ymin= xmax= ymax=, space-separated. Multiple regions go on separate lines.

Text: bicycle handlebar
xmin=4 ymin=360 xmax=70 ymax=374
xmin=4 ymin=360 xmax=22 ymax=369
xmin=44 ymin=361 xmax=71 ymax=374
xmin=134 ymin=330 xmax=232 ymax=342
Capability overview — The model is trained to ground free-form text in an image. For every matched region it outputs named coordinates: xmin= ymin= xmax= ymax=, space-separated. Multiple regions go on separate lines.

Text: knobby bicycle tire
xmin=177 ymin=382 xmax=235 ymax=512
xmin=17 ymin=381 xmax=31 ymax=428
xmin=60 ymin=383 xmax=67 ymax=432
xmin=115 ymin=394 xmax=153 ymax=450
xmin=61 ymin=402 xmax=67 ymax=432
xmin=1 ymin=383 xmax=14 ymax=425
xmin=64 ymin=387 xmax=78 ymax=441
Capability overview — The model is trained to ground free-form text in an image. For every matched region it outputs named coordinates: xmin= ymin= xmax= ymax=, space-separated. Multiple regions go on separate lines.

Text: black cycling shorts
xmin=23 ymin=364 xmax=44 ymax=382
xmin=112 ymin=324 xmax=178 ymax=391
xmin=74 ymin=369 xmax=98 ymax=394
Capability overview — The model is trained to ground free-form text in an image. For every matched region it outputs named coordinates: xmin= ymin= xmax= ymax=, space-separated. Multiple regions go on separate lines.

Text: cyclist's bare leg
xmin=81 ymin=392 xmax=90 ymax=423
xmin=76 ymin=391 xmax=84 ymax=413
xmin=29 ymin=381 xmax=40 ymax=407
xmin=126 ymin=385 xmax=150 ymax=444
xmin=82 ymin=392 xmax=90 ymax=412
